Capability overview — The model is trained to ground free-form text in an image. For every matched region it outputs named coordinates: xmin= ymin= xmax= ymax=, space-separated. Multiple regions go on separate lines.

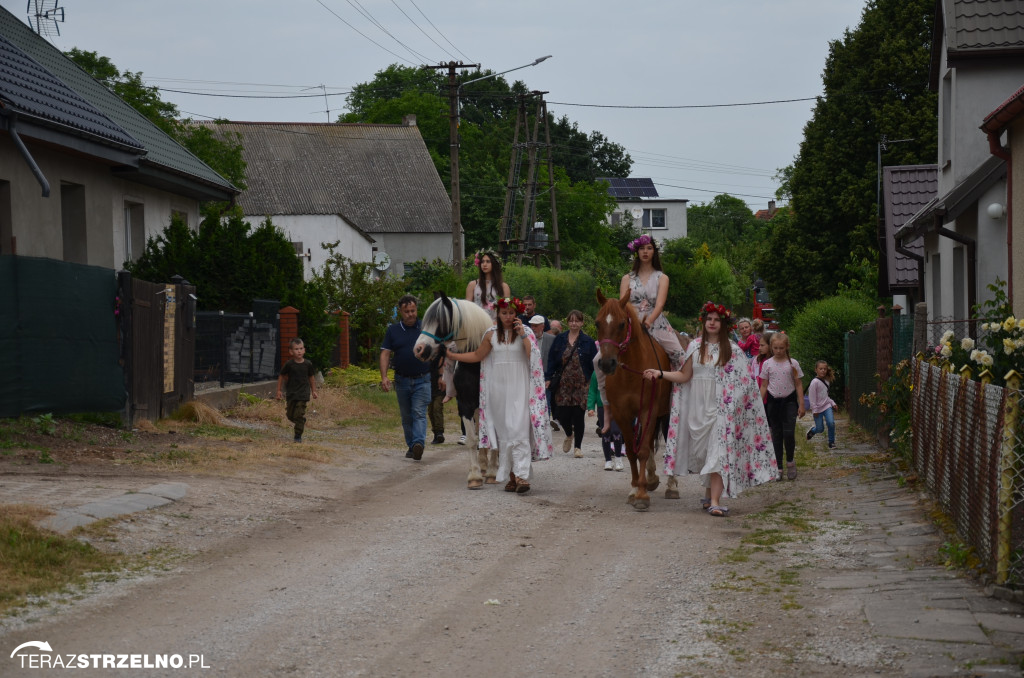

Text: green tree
xmin=64 ymin=49 xmax=246 ymax=190
xmin=764 ymin=0 xmax=937 ymax=317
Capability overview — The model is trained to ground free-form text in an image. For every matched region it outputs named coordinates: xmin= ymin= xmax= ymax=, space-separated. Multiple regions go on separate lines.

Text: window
xmin=124 ymin=201 xmax=145 ymax=263
xmin=171 ymin=209 xmax=189 ymax=227
xmin=643 ymin=208 xmax=667 ymax=229
xmin=610 ymin=211 xmax=622 ymax=225
xmin=61 ymin=182 xmax=87 ymax=264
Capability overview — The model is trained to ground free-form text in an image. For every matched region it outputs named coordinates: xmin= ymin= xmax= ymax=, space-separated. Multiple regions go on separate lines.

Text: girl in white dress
xmin=644 ymin=302 xmax=776 ymax=516
xmin=447 ymin=297 xmax=552 ymax=493
xmin=465 ymin=249 xmax=511 ymax=321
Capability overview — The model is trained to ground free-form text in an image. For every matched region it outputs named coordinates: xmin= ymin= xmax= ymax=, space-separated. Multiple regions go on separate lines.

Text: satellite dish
xmin=373 ymin=252 xmax=391 ymax=272
xmin=630 ymin=207 xmax=644 ymax=220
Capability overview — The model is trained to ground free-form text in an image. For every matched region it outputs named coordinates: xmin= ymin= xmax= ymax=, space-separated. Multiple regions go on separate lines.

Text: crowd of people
xmin=358 ymin=241 xmax=840 ymax=512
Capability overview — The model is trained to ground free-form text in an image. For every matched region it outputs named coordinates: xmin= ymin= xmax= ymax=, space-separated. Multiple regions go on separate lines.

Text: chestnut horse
xmin=594 ymin=290 xmax=674 ymax=511
xmin=412 ymin=294 xmax=497 ymax=489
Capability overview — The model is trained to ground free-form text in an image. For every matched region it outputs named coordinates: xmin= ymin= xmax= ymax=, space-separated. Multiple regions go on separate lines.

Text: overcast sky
xmin=5 ymin=0 xmax=867 ymax=210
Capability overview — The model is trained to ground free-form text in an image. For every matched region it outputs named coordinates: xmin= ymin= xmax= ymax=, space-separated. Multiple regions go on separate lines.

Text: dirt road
xmin=1 ymin=425 xmax=1018 ymax=677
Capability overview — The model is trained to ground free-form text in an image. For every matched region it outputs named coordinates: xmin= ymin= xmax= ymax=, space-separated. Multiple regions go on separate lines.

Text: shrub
xmin=786 ymin=295 xmax=876 ymax=404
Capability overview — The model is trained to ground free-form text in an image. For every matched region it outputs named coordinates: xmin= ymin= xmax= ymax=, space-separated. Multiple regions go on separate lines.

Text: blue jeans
xmin=812 ymin=407 xmax=836 ymax=444
xmin=395 ymin=373 xmax=431 ymax=449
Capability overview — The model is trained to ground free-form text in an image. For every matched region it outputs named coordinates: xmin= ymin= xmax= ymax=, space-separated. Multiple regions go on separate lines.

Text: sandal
xmin=707 ymin=505 xmax=729 ymax=517
xmin=504 ymin=475 xmax=518 ymax=492
xmin=701 ymin=497 xmax=712 ymax=510
xmin=515 ymin=481 xmax=531 ymax=494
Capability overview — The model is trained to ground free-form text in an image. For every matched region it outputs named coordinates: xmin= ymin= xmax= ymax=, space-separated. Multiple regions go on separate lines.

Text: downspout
xmin=2 ymin=107 xmax=51 ymax=197
xmin=987 ymin=131 xmax=1013 ymax=302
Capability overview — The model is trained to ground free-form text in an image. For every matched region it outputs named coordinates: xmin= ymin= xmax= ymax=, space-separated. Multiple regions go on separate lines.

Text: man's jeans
xmin=395 ymin=373 xmax=431 ymax=449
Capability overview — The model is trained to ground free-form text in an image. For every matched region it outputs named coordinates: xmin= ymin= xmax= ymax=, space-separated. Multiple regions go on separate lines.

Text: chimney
xmin=768 ymin=200 xmax=776 ymax=216
xmin=402 ymin=114 xmax=417 ymax=127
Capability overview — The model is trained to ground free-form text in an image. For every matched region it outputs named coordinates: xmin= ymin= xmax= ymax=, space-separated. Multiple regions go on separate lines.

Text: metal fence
xmin=195 ymin=311 xmax=280 ymax=387
xmin=911 ymin=359 xmax=1024 ymax=585
xmin=846 ymin=322 xmax=878 ymax=436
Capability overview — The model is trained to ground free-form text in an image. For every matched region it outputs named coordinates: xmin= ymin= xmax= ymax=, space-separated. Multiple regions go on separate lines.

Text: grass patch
xmin=0 ymin=504 xmax=122 ymax=616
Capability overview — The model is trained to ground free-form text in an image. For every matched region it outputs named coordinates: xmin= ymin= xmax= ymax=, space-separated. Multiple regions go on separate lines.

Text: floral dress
xmin=478 ymin=329 xmax=553 ymax=481
xmin=554 ymin=339 xmax=587 ymax=408
xmin=472 ymin=281 xmax=499 ymax=321
xmin=664 ymin=338 xmax=777 ymax=498
xmin=628 ymin=271 xmax=683 ymax=366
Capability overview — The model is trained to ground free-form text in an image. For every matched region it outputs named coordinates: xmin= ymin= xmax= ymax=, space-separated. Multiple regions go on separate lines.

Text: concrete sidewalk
xmin=35 ymin=482 xmax=189 ymax=533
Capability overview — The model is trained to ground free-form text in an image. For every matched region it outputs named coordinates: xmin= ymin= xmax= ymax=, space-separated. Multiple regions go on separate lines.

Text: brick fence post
xmin=279 ymin=306 xmax=300 ymax=369
xmin=337 ymin=311 xmax=351 ymax=368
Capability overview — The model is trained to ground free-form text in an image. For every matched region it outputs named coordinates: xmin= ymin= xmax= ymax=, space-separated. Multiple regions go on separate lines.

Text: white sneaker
xmin=562 ymin=435 xmax=572 ymax=453
xmin=614 ymin=456 xmax=624 ymax=471
xmin=604 ymin=460 xmax=614 ymax=471
xmin=573 ymin=448 xmax=583 ymax=458
xmin=458 ymin=434 xmax=467 ymax=445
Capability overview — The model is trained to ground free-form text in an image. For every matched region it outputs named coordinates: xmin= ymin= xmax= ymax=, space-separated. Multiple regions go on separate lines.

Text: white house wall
xmin=242 ymin=214 xmax=374 ymax=282
xmin=608 ymin=200 xmax=689 ymax=244
xmin=977 ymin=180 xmax=1009 ymax=309
xmin=367 ymin=231 xmax=452 ymax=277
xmin=1 ymin=136 xmax=200 ymax=269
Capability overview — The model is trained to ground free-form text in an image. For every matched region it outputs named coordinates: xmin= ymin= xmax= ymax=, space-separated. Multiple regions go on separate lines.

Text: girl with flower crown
xmin=447 ymin=297 xmax=553 ymax=494
xmin=619 ymin=235 xmax=684 ymax=365
xmin=466 ymin=250 xmax=511 ymax=322
xmin=643 ymin=302 xmax=776 ymax=517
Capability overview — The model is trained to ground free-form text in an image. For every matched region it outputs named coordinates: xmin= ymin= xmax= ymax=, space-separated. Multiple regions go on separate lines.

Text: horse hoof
xmin=626 ymin=495 xmax=636 ymax=506
xmin=646 ymin=480 xmax=660 ymax=492
xmin=633 ymin=499 xmax=650 ymax=512
xmin=665 ymin=489 xmax=680 ymax=499
xmin=468 ymin=479 xmax=484 ymax=490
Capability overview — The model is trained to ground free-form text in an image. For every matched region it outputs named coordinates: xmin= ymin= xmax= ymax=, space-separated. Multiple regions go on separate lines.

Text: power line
xmin=409 ymin=0 xmax=472 ymax=62
xmin=314 ymin=0 xmax=418 ymax=66
xmin=390 ymin=0 xmax=456 ymax=61
xmin=342 ymin=0 xmax=433 ymax=63
xmin=547 ymin=96 xmax=820 ymax=110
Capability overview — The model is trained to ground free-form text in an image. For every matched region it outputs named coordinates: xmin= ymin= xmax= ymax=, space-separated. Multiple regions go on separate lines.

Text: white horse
xmin=413 ymin=294 xmax=496 ymax=489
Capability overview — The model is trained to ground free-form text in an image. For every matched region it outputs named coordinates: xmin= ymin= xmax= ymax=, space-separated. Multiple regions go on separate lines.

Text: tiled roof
xmin=942 ymin=0 xmax=1024 ymax=59
xmin=883 ymin=165 xmax=937 ymax=291
xmin=0 ymin=35 xmax=142 ymax=151
xmin=208 ymin=121 xmax=451 ymax=234
xmin=0 ymin=5 xmax=236 ymax=198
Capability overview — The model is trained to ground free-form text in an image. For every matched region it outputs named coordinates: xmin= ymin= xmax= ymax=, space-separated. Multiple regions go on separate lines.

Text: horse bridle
xmin=419 ymin=298 xmax=463 ymax=345
xmin=597 ymin=316 xmax=632 ymax=352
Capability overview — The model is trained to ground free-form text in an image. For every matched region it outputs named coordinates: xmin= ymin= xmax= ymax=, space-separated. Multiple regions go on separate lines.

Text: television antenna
xmin=26 ymin=0 xmax=64 ymax=37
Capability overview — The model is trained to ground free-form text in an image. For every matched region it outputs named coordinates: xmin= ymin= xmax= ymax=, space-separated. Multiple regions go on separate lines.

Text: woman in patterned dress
xmin=545 ymin=309 xmax=597 ymax=458
xmin=618 ymin=234 xmax=684 ymax=367
xmin=644 ymin=302 xmax=776 ymax=517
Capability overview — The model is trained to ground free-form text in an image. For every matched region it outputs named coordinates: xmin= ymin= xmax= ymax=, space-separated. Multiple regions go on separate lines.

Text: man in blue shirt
xmin=380 ymin=295 xmax=432 ymax=460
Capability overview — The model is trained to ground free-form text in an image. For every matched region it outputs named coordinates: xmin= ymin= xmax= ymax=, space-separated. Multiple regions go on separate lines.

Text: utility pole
xmin=424 ymin=61 xmax=479 ymax=275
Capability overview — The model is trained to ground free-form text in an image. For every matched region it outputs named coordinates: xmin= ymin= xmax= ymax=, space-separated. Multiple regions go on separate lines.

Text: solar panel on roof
xmin=599 ymin=177 xmax=659 ymax=199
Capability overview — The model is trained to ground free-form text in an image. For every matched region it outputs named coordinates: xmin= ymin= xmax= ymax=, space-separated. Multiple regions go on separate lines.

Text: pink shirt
xmin=808 ymin=377 xmax=837 ymax=414
xmin=759 ymin=357 xmax=803 ymax=398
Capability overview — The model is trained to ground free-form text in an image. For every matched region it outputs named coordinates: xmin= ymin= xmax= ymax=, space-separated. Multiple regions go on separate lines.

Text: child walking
xmin=806 ymin=360 xmax=838 ymax=449
xmin=759 ymin=333 xmax=805 ymax=480
xmin=277 ymin=338 xmax=318 ymax=442
xmin=587 ymin=371 xmax=624 ymax=471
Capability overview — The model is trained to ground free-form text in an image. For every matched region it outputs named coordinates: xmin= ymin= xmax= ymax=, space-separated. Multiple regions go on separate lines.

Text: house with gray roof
xmin=207 ymin=118 xmax=452 ymax=279
xmin=981 ymin=84 xmax=1024 ymax=317
xmin=881 ymin=165 xmax=937 ymax=309
xmin=896 ymin=0 xmax=1024 ymax=335
xmin=600 ymin=178 xmax=688 ymax=245
xmin=0 ymin=5 xmax=237 ymax=269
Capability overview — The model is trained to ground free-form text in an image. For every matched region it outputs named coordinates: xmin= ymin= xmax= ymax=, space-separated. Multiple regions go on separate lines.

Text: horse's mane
xmin=422 ymin=296 xmax=493 ymax=352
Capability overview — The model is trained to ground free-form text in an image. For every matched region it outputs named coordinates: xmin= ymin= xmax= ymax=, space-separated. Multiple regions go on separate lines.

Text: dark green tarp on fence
xmin=0 ymin=255 xmax=125 ymax=417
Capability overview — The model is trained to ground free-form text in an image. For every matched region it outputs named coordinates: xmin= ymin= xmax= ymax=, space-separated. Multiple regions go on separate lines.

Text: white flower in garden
xmin=1004 ymin=316 xmax=1017 ymax=332
xmin=940 ymin=344 xmax=953 ymax=358
xmin=941 ymin=330 xmax=955 ymax=344
xmin=1017 ymin=318 xmax=1024 ymax=330
xmin=961 ymin=337 xmax=975 ymax=350
xmin=981 ymin=353 xmax=994 ymax=367
xmin=1005 ymin=337 xmax=1017 ymax=355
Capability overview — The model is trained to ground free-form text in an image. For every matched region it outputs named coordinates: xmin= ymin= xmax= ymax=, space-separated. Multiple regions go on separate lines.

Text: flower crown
xmin=699 ymin=301 xmax=734 ymax=325
xmin=473 ymin=249 xmax=501 ymax=267
xmin=495 ymin=296 xmax=525 ymax=314
xmin=627 ymin=234 xmax=654 ymax=253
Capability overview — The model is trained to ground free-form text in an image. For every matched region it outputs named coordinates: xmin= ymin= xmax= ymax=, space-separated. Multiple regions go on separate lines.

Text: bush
xmin=786 ymin=295 xmax=876 ymax=404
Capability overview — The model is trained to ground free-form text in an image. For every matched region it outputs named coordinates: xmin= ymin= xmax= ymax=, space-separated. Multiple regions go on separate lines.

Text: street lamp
xmin=449 ymin=55 xmax=552 ymax=274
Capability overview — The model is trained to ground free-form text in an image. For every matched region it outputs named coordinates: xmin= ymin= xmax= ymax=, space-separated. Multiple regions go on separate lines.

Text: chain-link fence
xmin=912 ymin=359 xmax=1024 ymax=585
